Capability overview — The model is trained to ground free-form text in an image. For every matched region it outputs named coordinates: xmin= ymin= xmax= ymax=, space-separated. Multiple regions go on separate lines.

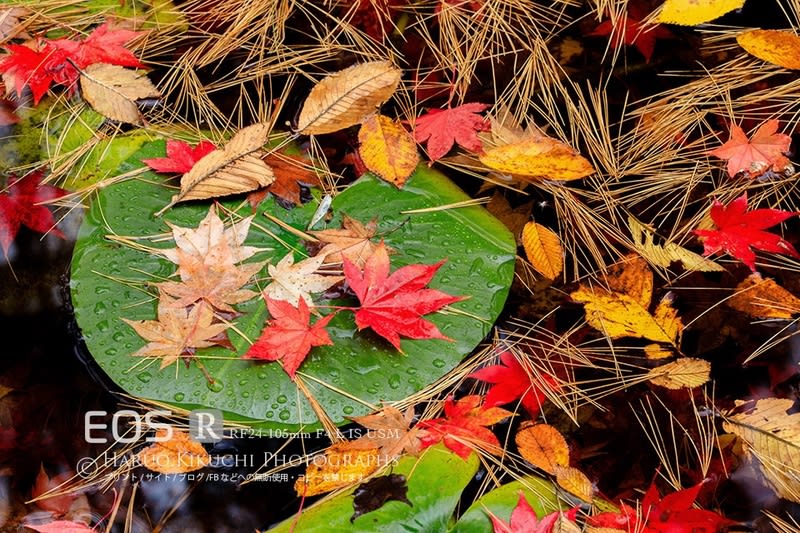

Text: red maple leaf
xmin=0 ymin=171 xmax=67 ymax=255
xmin=693 ymin=192 xmax=799 ymax=271
xmin=0 ymin=41 xmax=71 ymax=104
xmin=469 ymin=350 xmax=558 ymax=418
xmin=413 ymin=102 xmax=490 ymax=162
xmin=490 ymin=493 xmax=579 ymax=533
xmin=52 ymin=22 xmax=144 ymax=69
xmin=243 ymin=297 xmax=334 ymax=379
xmin=143 ymin=139 xmax=217 ymax=174
xmin=417 ymin=395 xmax=512 ymax=459
xmin=588 ymin=481 xmax=735 ymax=533
xmin=343 ymin=242 xmax=462 ymax=350
xmin=588 ymin=3 xmax=672 ymax=63
xmin=708 ymin=119 xmax=792 ymax=179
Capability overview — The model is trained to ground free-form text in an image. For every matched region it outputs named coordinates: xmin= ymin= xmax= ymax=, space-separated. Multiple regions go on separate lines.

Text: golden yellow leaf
xmin=137 ymin=428 xmax=210 ymax=474
xmin=515 ymin=422 xmax=569 ymax=475
xmin=723 ymin=398 xmax=800 ymax=503
xmin=657 ymin=0 xmax=745 ymax=26
xmin=159 ymin=124 xmax=275 ymax=213
xmin=570 ymin=257 xmax=683 ymax=346
xmin=737 ymin=29 xmax=800 ymax=70
xmin=479 ymin=136 xmax=595 ymax=181
xmin=522 ymin=222 xmax=563 ymax=280
xmin=727 ymin=273 xmax=800 ymax=320
xmin=358 ymin=114 xmax=419 ymax=187
xmin=554 ymin=465 xmax=594 ymax=502
xmin=79 ymin=63 xmax=160 ymax=125
xmin=644 ymin=344 xmax=673 ymax=360
xmin=628 ymin=216 xmax=723 ymax=272
xmin=294 ymin=443 xmax=384 ymax=496
xmin=296 ymin=61 xmax=401 ymax=135
xmin=647 ymin=358 xmax=711 ymax=389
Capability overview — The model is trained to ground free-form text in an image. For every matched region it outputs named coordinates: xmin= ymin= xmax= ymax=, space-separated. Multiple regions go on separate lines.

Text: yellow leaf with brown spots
xmin=515 ymin=422 xmax=569 ymax=475
xmin=737 ymin=29 xmax=800 ymax=70
xmin=554 ymin=465 xmax=594 ymax=502
xmin=657 ymin=0 xmax=745 ymax=26
xmin=358 ymin=114 xmax=419 ymax=187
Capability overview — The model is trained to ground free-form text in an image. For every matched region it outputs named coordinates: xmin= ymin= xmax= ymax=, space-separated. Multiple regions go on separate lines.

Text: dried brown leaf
xmin=79 ymin=63 xmax=159 ymax=125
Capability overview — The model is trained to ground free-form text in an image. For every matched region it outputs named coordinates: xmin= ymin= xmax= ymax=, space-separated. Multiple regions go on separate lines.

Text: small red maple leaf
xmin=693 ymin=192 xmax=799 ymax=271
xmin=243 ymin=297 xmax=334 ymax=379
xmin=0 ymin=171 xmax=67 ymax=255
xmin=417 ymin=394 xmax=512 ymax=459
xmin=489 ymin=493 xmax=579 ymax=533
xmin=588 ymin=481 xmax=735 ymax=533
xmin=0 ymin=42 xmax=71 ymax=104
xmin=708 ymin=119 xmax=792 ymax=179
xmin=143 ymin=139 xmax=217 ymax=174
xmin=588 ymin=5 xmax=672 ymax=63
xmin=469 ymin=350 xmax=558 ymax=418
xmin=343 ymin=241 xmax=462 ymax=350
xmin=52 ymin=22 xmax=144 ymax=70
xmin=413 ymin=102 xmax=490 ymax=162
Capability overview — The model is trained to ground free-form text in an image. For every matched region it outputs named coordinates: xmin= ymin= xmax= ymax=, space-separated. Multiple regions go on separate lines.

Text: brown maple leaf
xmin=309 ymin=215 xmax=386 ymax=267
xmin=248 ymin=151 xmax=322 ymax=208
xmin=343 ymin=405 xmax=421 ymax=463
xmin=123 ymin=293 xmax=230 ymax=369
xmin=262 ymin=252 xmax=343 ymax=306
xmin=157 ymin=206 xmax=266 ymax=312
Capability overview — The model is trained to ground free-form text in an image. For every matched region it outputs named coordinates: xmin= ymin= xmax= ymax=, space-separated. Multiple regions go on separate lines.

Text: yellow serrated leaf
xmin=554 ymin=465 xmax=594 ymax=502
xmin=647 ymin=358 xmax=711 ymax=389
xmin=522 ymin=222 xmax=563 ymax=280
xmin=727 ymin=273 xmax=800 ymax=320
xmin=737 ymin=29 xmax=800 ymax=70
xmin=80 ymin=63 xmax=160 ymax=125
xmin=628 ymin=216 xmax=723 ymax=272
xmin=571 ymin=257 xmax=683 ymax=346
xmin=657 ymin=0 xmax=745 ymax=26
xmin=297 ymin=61 xmax=401 ymax=135
xmin=478 ymin=137 xmax=595 ymax=181
xmin=294 ymin=443 xmax=383 ymax=496
xmin=358 ymin=114 xmax=419 ymax=187
xmin=515 ymin=423 xmax=569 ymax=475
xmin=723 ymin=398 xmax=800 ymax=503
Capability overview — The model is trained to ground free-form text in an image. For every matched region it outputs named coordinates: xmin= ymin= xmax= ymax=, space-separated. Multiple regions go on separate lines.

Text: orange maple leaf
xmin=708 ymin=119 xmax=792 ymax=178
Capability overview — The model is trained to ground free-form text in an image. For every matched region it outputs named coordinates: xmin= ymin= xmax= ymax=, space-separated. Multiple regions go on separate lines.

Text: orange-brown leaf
xmin=358 ymin=114 xmax=419 ymax=187
xmin=522 ymin=222 xmax=563 ymax=280
xmin=515 ymin=423 xmax=569 ymax=475
xmin=344 ymin=405 xmax=421 ymax=462
xmin=554 ymin=465 xmax=594 ymax=502
xmin=294 ymin=443 xmax=384 ymax=496
xmin=310 ymin=215 xmax=384 ymax=267
xmin=137 ymin=428 xmax=210 ymax=474
xmin=727 ymin=273 xmax=800 ymax=319
xmin=737 ymin=29 xmax=800 ymax=70
xmin=248 ymin=150 xmax=322 ymax=207
xmin=479 ymin=136 xmax=595 ymax=181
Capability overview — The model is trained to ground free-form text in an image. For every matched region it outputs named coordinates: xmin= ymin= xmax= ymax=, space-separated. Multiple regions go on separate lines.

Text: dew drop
xmin=137 ymin=372 xmax=152 ymax=383
xmin=277 ymin=395 xmax=288 ymax=404
xmin=266 ymin=411 xmax=274 ymax=418
xmin=94 ymin=302 xmax=107 ymax=314
xmin=388 ymin=374 xmax=401 ymax=389
xmin=174 ymin=393 xmax=185 ymax=402
xmin=366 ymin=387 xmax=378 ymax=394
xmin=242 ymin=391 xmax=250 ymax=398
xmin=343 ymin=406 xmax=354 ymax=415
xmin=96 ymin=320 xmax=109 ymax=332
xmin=112 ymin=332 xmax=124 ymax=342
xmin=432 ymin=358 xmax=446 ymax=368
xmin=278 ymin=410 xmax=291 ymax=421
xmin=105 ymin=348 xmax=118 ymax=356
xmin=239 ymin=379 xmax=248 ymax=386
xmin=207 ymin=380 xmax=224 ymax=392
xmin=257 ymin=372 xmax=267 ymax=379
xmin=406 ymin=367 xmax=417 ymax=375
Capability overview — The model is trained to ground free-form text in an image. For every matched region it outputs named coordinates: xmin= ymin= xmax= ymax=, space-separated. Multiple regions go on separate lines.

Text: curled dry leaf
xmin=79 ymin=63 xmax=159 ymax=125
xmin=479 ymin=136 xmax=595 ymax=181
xmin=161 ymin=123 xmax=275 ymax=212
xmin=295 ymin=443 xmax=384 ymax=496
xmin=522 ymin=222 xmax=563 ymax=280
xmin=737 ymin=29 xmax=800 ymax=70
xmin=628 ymin=216 xmax=722 ymax=272
xmin=723 ymin=398 xmax=800 ymax=503
xmin=296 ymin=61 xmax=401 ymax=135
xmin=647 ymin=358 xmax=711 ymax=390
xmin=515 ymin=422 xmax=569 ymax=475
xmin=358 ymin=114 xmax=419 ymax=187
xmin=570 ymin=256 xmax=683 ymax=346
xmin=137 ymin=428 xmax=210 ymax=474
xmin=727 ymin=273 xmax=800 ymax=319
xmin=656 ymin=0 xmax=745 ymax=25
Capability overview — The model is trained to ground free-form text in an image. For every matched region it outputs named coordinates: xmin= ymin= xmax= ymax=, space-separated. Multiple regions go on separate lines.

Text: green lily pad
xmin=70 ymin=140 xmax=515 ymax=430
xmin=450 ymin=476 xmax=561 ymax=533
xmin=269 ymin=445 xmax=479 ymax=532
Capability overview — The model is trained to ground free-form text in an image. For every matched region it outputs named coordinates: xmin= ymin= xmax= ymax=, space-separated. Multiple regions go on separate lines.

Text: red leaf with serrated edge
xmin=693 ymin=192 xmax=799 ymax=271
xmin=25 ymin=521 xmax=94 ymax=533
xmin=52 ymin=23 xmax=143 ymax=69
xmin=413 ymin=102 xmax=490 ymax=162
xmin=243 ymin=297 xmax=334 ymax=379
xmin=587 ymin=2 xmax=672 ymax=63
xmin=469 ymin=350 xmax=558 ymax=418
xmin=708 ymin=119 xmax=792 ymax=178
xmin=143 ymin=140 xmax=217 ymax=174
xmin=0 ymin=42 xmax=71 ymax=104
xmin=490 ymin=493 xmax=579 ymax=533
xmin=343 ymin=242 xmax=462 ymax=350
xmin=0 ymin=171 xmax=67 ymax=255
xmin=417 ymin=395 xmax=512 ymax=459
xmin=588 ymin=481 xmax=735 ymax=533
